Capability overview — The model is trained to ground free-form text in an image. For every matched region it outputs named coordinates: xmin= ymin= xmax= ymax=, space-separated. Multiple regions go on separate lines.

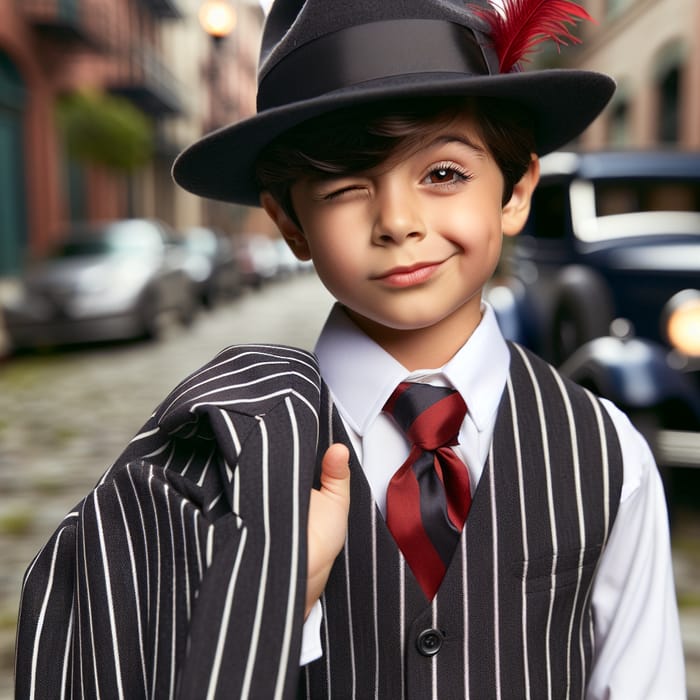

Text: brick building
xmin=0 ymin=0 xmax=263 ymax=278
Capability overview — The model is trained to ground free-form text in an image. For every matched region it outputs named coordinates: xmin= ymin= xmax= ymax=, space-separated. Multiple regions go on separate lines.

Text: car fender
xmin=487 ymin=279 xmax=538 ymax=347
xmin=559 ymin=336 xmax=700 ymax=418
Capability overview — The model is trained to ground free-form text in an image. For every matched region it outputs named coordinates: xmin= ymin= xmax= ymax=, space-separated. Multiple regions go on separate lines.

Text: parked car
xmin=273 ymin=238 xmax=302 ymax=277
xmin=2 ymin=218 xmax=197 ymax=350
xmin=234 ymin=233 xmax=280 ymax=288
xmin=181 ymin=226 xmax=242 ymax=307
xmin=488 ymin=150 xmax=700 ymax=478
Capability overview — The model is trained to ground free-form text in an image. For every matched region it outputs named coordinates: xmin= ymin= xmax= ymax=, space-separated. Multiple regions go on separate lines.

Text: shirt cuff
xmin=299 ymin=599 xmax=323 ymax=666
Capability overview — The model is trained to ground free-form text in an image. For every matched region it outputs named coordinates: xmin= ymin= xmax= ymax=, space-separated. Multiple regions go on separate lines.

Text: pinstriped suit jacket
xmin=16 ymin=344 xmax=325 ymax=699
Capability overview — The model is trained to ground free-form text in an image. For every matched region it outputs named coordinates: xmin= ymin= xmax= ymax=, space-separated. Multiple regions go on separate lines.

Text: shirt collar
xmin=314 ymin=304 xmax=407 ymax=435
xmin=314 ymin=302 xmax=510 ymax=436
xmin=440 ymin=303 xmax=510 ymax=433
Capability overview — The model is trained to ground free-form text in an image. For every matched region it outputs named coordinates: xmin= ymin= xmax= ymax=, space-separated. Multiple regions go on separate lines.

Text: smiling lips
xmin=373 ymin=261 xmax=444 ymax=287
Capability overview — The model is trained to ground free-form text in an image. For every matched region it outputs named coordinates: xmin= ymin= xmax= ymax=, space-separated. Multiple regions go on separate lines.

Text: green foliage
xmin=57 ymin=89 xmax=153 ymax=171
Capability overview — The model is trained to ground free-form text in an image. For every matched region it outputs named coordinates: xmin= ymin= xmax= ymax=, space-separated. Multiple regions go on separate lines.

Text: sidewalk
xmin=674 ymin=509 xmax=700 ymax=699
xmin=683 ymin=609 xmax=700 ymax=699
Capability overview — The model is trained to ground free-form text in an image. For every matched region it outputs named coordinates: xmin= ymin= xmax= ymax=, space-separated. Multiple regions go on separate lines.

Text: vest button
xmin=416 ymin=628 xmax=443 ymax=656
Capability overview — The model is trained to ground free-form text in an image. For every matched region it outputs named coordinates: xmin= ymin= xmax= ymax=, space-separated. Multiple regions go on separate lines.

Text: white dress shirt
xmin=303 ymin=303 xmax=686 ymax=698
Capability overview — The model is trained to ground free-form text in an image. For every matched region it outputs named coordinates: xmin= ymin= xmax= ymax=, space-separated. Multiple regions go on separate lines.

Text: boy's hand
xmin=306 ymin=443 xmax=350 ymax=618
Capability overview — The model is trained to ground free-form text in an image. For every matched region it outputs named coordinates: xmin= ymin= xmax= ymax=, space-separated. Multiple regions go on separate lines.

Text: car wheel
xmin=550 ymin=267 xmax=613 ymax=365
xmin=139 ymin=291 xmax=162 ymax=341
xmin=202 ymin=288 xmax=216 ymax=309
xmin=178 ymin=289 xmax=198 ymax=328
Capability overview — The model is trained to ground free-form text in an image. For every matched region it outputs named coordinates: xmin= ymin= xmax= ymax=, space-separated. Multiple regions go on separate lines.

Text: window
xmin=608 ymin=100 xmax=629 ymax=147
xmin=657 ymin=65 xmax=682 ymax=144
xmin=653 ymin=41 xmax=687 ymax=145
xmin=0 ymin=52 xmax=27 ymax=275
xmin=605 ymin=0 xmax=630 ymax=19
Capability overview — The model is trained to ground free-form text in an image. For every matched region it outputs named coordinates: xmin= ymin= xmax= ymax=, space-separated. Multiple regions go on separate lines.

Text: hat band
xmin=258 ymin=19 xmax=490 ymax=111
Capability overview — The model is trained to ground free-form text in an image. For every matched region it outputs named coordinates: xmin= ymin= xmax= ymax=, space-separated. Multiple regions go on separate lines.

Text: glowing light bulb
xmin=199 ymin=1 xmax=237 ymax=39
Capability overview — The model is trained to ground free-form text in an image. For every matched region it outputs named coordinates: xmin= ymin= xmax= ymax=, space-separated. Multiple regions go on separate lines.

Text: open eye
xmin=423 ymin=163 xmax=472 ymax=186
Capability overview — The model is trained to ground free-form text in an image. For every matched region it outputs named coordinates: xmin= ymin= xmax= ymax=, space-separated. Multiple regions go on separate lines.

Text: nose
xmin=371 ymin=180 xmax=426 ymax=245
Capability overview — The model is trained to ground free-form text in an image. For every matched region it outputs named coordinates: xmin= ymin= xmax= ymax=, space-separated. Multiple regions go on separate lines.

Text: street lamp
xmin=198 ymin=0 xmax=241 ymax=233
xmin=199 ymin=0 xmax=238 ymax=130
xmin=199 ymin=1 xmax=237 ymax=45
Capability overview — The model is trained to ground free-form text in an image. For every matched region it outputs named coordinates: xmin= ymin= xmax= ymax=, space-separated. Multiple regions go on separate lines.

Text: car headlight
xmin=664 ymin=289 xmax=700 ymax=357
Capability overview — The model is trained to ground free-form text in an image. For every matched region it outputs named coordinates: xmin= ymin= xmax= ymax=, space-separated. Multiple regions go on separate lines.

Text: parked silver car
xmin=234 ymin=233 xmax=280 ymax=288
xmin=181 ymin=226 xmax=242 ymax=307
xmin=2 ymin=218 xmax=197 ymax=351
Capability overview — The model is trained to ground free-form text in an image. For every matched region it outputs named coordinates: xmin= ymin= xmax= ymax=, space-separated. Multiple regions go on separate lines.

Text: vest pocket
xmin=517 ymin=544 xmax=603 ymax=593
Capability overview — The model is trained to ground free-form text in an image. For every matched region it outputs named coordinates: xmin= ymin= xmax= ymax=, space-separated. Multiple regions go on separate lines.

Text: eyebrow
xmin=424 ymin=133 xmax=487 ymax=157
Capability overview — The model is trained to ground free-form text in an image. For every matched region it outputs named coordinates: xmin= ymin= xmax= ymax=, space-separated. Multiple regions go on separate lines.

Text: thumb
xmin=319 ymin=443 xmax=350 ymax=502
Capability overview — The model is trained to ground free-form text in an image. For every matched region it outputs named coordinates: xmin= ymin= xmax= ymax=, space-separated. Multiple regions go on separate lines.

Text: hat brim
xmin=172 ymin=69 xmax=615 ymax=207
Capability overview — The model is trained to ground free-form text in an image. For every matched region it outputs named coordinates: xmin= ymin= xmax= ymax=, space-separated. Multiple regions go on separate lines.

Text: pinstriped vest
xmin=301 ymin=343 xmax=624 ymax=700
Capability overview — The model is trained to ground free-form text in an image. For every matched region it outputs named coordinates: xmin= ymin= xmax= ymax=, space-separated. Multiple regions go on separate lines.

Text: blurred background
xmin=0 ymin=0 xmax=699 ymax=696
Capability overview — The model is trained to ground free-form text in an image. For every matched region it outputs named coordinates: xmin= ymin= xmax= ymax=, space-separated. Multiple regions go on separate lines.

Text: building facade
xmin=9 ymin=0 xmax=693 ymax=280
xmin=0 ymin=0 xmax=263 ymax=278
xmin=162 ymin=0 xmax=262 ymax=235
xmin=564 ymin=0 xmax=700 ymax=150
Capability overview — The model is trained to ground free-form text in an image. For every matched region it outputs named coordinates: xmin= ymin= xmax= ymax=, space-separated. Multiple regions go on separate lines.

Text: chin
xmin=369 ymin=310 xmax=465 ymax=333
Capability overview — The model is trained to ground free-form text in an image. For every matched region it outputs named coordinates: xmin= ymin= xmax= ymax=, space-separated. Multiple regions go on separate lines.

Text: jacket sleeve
xmin=16 ymin=345 xmax=322 ymax=699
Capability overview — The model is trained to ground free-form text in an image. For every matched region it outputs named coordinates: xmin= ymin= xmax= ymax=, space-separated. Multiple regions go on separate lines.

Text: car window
xmin=571 ymin=176 xmax=700 ymax=242
xmin=595 ymin=179 xmax=700 ymax=216
xmin=52 ymin=239 xmax=110 ymax=257
xmin=50 ymin=220 xmax=163 ymax=258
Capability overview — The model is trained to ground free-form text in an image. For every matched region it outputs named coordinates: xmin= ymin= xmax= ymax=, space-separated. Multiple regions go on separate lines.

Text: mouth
xmin=372 ymin=260 xmax=444 ymax=288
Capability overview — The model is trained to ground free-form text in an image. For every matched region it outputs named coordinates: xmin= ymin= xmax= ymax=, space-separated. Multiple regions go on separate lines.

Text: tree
xmin=57 ymin=89 xmax=153 ymax=171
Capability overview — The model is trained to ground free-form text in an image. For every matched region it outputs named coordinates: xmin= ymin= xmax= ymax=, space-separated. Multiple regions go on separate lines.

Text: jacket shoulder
xmin=155 ymin=343 xmax=322 ymax=434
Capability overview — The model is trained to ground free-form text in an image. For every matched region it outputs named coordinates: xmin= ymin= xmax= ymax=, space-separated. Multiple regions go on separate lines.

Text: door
xmin=0 ymin=52 xmax=27 ymax=276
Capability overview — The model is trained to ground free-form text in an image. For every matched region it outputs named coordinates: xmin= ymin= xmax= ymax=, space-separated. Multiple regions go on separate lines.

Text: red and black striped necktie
xmin=383 ymin=381 xmax=471 ymax=600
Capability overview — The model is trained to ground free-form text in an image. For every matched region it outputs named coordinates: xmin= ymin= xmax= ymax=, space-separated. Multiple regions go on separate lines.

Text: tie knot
xmin=383 ymin=382 xmax=466 ymax=451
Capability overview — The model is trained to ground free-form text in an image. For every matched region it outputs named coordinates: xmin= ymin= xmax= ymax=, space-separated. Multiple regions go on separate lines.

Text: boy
xmin=16 ymin=0 xmax=685 ymax=698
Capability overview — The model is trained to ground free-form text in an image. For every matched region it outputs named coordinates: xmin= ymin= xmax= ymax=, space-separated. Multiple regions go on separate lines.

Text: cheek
xmin=305 ymin=209 xmax=366 ymax=267
xmin=307 ymin=236 xmax=361 ymax=291
xmin=439 ymin=206 xmax=503 ymax=252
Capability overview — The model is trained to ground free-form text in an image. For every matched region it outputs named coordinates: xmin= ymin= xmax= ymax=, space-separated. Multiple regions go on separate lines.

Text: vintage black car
xmin=489 ymin=150 xmax=700 ymax=480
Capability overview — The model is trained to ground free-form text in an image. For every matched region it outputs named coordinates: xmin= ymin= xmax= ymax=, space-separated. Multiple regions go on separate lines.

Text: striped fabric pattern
xmin=301 ymin=343 xmax=623 ymax=700
xmin=16 ymin=344 xmax=323 ymax=699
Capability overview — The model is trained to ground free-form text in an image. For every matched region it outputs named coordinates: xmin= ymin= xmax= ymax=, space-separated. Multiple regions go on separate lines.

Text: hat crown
xmin=259 ymin=0 xmax=497 ymax=83
xmin=172 ymin=0 xmax=615 ymax=206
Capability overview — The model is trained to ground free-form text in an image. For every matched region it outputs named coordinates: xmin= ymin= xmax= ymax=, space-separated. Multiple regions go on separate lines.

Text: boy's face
xmin=264 ymin=113 xmax=538 ymax=364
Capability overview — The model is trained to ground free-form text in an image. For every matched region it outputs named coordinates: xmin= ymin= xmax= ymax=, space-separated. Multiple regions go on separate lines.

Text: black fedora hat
xmin=173 ymin=0 xmax=615 ymax=207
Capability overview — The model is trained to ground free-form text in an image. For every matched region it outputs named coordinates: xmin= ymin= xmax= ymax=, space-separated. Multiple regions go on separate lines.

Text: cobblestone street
xmin=1 ymin=273 xmax=699 ymax=697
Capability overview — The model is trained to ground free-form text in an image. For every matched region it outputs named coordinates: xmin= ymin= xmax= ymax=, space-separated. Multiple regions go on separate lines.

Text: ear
xmin=260 ymin=191 xmax=311 ymax=260
xmin=502 ymin=155 xmax=540 ymax=237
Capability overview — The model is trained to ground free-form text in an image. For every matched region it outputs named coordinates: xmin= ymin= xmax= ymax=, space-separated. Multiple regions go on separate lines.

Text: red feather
xmin=472 ymin=0 xmax=594 ymax=73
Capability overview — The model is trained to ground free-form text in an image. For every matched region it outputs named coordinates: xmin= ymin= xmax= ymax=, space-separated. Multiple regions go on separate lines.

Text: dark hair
xmin=255 ymin=96 xmax=535 ymax=224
